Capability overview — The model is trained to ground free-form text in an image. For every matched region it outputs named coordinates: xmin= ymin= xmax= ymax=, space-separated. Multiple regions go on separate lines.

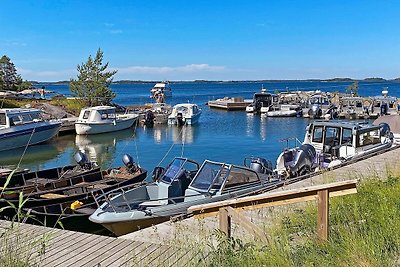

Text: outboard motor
xmin=245 ymin=157 xmax=273 ymax=175
xmin=379 ymin=123 xmax=392 ymax=138
xmin=381 ymin=103 xmax=388 ymax=115
xmin=74 ymin=151 xmax=91 ymax=169
xmin=309 ymin=104 xmax=323 ymax=119
xmin=152 ymin=166 xmax=165 ymax=182
xmin=122 ymin=154 xmax=139 ymax=174
xmin=144 ymin=110 xmax=155 ymax=127
xmin=286 ymin=144 xmax=316 ymax=177
xmin=177 ymin=112 xmax=185 ymax=126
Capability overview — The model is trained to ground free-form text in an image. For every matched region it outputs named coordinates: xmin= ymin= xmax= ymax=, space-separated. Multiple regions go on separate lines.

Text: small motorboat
xmin=89 ymin=156 xmax=279 ymax=236
xmin=0 ymin=108 xmax=61 ymax=152
xmin=369 ymin=89 xmax=399 ymax=118
xmin=142 ymin=103 xmax=173 ymax=126
xmin=337 ymin=96 xmax=371 ymax=119
xmin=302 ymin=93 xmax=334 ymax=119
xmin=265 ymin=104 xmax=301 ymax=117
xmin=0 ymin=153 xmax=147 ymax=211
xmin=275 ymin=120 xmax=394 ymax=178
xmin=24 ymin=157 xmax=147 ymax=234
xmin=75 ymin=106 xmax=138 ymax=135
xmin=246 ymin=86 xmax=276 ymax=113
xmin=168 ymin=103 xmax=202 ymax=126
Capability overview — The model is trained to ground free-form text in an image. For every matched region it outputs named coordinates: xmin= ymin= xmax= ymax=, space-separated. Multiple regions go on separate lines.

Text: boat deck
xmin=0 ymin=220 xmax=198 ymax=266
xmin=207 ymin=98 xmax=251 ymax=110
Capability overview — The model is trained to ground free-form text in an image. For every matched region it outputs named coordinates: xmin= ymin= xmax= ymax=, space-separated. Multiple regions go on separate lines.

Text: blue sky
xmin=1 ymin=0 xmax=400 ymax=81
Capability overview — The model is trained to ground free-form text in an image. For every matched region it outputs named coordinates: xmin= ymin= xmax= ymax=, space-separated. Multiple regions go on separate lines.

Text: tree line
xmin=1 ymin=49 xmax=117 ymax=106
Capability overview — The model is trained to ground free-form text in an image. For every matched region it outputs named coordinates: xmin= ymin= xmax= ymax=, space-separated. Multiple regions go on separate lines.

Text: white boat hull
xmin=75 ymin=115 xmax=137 ymax=135
xmin=0 ymin=121 xmax=61 ymax=152
xmin=168 ymin=112 xmax=201 ymax=125
xmin=266 ymin=110 xmax=298 ymax=117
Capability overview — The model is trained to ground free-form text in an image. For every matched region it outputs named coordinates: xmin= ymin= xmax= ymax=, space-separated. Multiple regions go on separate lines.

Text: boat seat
xmin=139 ymin=200 xmax=166 ymax=207
xmin=40 ymin=193 xmax=65 ymax=199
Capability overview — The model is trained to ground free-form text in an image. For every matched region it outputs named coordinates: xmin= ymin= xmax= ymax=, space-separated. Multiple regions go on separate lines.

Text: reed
xmin=194 ymin=175 xmax=400 ymax=266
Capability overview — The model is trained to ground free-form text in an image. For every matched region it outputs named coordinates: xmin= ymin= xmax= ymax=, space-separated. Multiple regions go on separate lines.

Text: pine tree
xmin=70 ymin=49 xmax=117 ymax=106
xmin=0 ymin=55 xmax=22 ymax=91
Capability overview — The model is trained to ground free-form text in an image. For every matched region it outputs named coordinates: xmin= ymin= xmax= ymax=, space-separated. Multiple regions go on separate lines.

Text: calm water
xmin=2 ymin=81 xmax=400 ymax=181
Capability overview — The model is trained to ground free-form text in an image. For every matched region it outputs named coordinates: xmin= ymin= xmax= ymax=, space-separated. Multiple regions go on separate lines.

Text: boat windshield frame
xmin=159 ymin=157 xmax=200 ymax=185
xmin=188 ymin=160 xmax=229 ymax=193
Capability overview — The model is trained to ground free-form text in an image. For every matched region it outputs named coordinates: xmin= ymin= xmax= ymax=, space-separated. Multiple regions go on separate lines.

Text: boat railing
xmin=279 ymin=137 xmax=302 ymax=149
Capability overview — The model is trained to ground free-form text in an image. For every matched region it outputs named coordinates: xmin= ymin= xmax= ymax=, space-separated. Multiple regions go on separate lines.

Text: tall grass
xmin=196 ymin=176 xmax=400 ymax=267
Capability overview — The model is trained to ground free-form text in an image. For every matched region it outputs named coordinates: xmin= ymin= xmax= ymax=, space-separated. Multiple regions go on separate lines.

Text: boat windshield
xmin=189 ymin=161 xmax=225 ymax=192
xmin=160 ymin=158 xmax=196 ymax=184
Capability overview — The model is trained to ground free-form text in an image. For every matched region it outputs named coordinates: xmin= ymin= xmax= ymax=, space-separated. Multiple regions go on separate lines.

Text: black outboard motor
xmin=152 ymin=166 xmax=165 ymax=182
xmin=74 ymin=151 xmax=91 ymax=170
xmin=381 ymin=103 xmax=388 ymax=115
xmin=177 ymin=112 xmax=185 ymax=126
xmin=122 ymin=154 xmax=139 ymax=174
xmin=244 ymin=157 xmax=273 ymax=175
xmin=379 ymin=123 xmax=392 ymax=138
xmin=309 ymin=104 xmax=323 ymax=119
xmin=287 ymin=144 xmax=316 ymax=177
xmin=144 ymin=110 xmax=155 ymax=127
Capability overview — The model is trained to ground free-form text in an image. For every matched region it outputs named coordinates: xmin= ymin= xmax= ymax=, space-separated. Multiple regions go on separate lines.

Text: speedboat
xmin=150 ymin=81 xmax=172 ymax=99
xmin=168 ymin=103 xmax=201 ymax=125
xmin=275 ymin=120 xmax=394 ymax=178
xmin=75 ymin=106 xmax=138 ymax=135
xmin=246 ymin=86 xmax=276 ymax=113
xmin=0 ymin=108 xmax=61 ymax=152
xmin=338 ymin=96 xmax=371 ymax=119
xmin=303 ymin=93 xmax=335 ymax=119
xmin=369 ymin=89 xmax=399 ymax=118
xmin=265 ymin=104 xmax=301 ymax=117
xmin=142 ymin=103 xmax=173 ymax=126
xmin=89 ymin=156 xmax=278 ymax=236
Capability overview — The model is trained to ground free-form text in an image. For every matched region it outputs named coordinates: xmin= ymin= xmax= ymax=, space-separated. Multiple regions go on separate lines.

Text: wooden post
xmin=219 ymin=207 xmax=231 ymax=238
xmin=317 ymin=189 xmax=329 ymax=241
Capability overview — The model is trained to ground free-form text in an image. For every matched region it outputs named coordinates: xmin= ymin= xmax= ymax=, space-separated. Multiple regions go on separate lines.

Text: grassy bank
xmin=193 ymin=176 xmax=400 ymax=267
xmin=0 ymin=98 xmax=85 ymax=116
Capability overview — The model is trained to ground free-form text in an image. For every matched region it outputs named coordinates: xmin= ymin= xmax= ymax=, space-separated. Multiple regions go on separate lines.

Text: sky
xmin=1 ymin=0 xmax=400 ymax=81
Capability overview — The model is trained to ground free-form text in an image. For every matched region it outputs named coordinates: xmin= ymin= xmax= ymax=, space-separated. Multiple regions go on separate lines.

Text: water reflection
xmin=260 ymin=114 xmax=268 ymax=141
xmin=246 ymin=113 xmax=255 ymax=136
xmin=75 ymin=128 xmax=136 ymax=168
xmin=171 ymin=125 xmax=195 ymax=144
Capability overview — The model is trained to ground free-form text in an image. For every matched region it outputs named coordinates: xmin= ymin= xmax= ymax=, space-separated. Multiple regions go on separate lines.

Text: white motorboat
xmin=303 ymin=93 xmax=335 ymax=119
xmin=150 ymin=81 xmax=172 ymax=100
xmin=275 ymin=120 xmax=394 ymax=178
xmin=265 ymin=104 xmax=301 ymax=117
xmin=370 ymin=89 xmax=399 ymax=118
xmin=89 ymin=156 xmax=277 ymax=236
xmin=0 ymin=108 xmax=61 ymax=152
xmin=246 ymin=86 xmax=277 ymax=113
xmin=168 ymin=103 xmax=201 ymax=125
xmin=75 ymin=106 xmax=138 ymax=135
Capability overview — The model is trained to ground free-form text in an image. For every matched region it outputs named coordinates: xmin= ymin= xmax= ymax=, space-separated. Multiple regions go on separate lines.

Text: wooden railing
xmin=188 ymin=179 xmax=358 ymax=241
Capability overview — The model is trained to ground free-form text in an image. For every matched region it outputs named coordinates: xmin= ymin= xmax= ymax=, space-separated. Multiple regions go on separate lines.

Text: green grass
xmin=198 ymin=176 xmax=400 ymax=267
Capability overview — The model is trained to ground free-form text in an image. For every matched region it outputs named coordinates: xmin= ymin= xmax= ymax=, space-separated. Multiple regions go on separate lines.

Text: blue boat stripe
xmin=0 ymin=123 xmax=60 ymax=140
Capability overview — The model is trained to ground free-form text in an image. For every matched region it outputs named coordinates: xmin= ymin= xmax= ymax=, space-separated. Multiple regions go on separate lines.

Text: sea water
xmin=1 ymin=81 xmax=399 ymax=181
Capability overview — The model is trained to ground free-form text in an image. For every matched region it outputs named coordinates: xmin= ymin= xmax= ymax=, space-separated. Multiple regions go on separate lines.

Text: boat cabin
xmin=304 ymin=121 xmax=391 ymax=160
xmin=0 ymin=108 xmax=42 ymax=129
xmin=77 ymin=106 xmax=117 ymax=123
xmin=184 ymin=160 xmax=264 ymax=201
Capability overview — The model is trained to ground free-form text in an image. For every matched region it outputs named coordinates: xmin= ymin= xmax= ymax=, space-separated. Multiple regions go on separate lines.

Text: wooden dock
xmin=0 ymin=220 xmax=198 ymax=266
xmin=207 ymin=97 xmax=252 ymax=110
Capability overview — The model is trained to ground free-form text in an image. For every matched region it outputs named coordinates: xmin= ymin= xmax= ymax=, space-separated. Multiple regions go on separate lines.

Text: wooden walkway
xmin=0 ymin=220 xmax=200 ymax=267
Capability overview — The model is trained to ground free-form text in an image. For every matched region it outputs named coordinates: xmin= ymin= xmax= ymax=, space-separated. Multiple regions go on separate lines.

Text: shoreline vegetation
xmin=28 ymin=77 xmax=400 ymax=85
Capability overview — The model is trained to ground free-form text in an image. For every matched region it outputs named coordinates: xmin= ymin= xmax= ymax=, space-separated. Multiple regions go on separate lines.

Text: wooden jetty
xmin=207 ymin=97 xmax=252 ymax=110
xmin=0 ymin=220 xmax=197 ymax=266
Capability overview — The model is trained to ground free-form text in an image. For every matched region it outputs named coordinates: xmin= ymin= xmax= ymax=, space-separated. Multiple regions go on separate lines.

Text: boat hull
xmin=0 ymin=121 xmax=61 ymax=152
xmin=168 ymin=112 xmax=201 ymax=125
xmin=75 ymin=116 xmax=137 ymax=135
xmin=266 ymin=110 xmax=298 ymax=117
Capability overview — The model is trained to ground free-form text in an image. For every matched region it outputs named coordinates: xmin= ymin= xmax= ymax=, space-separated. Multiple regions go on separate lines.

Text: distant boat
xmin=168 ymin=103 xmax=202 ymax=125
xmin=150 ymin=81 xmax=172 ymax=99
xmin=246 ymin=86 xmax=276 ymax=113
xmin=75 ymin=106 xmax=138 ymax=135
xmin=0 ymin=108 xmax=61 ymax=152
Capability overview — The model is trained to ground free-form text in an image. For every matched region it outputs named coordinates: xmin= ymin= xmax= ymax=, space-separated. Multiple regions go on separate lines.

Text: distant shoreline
xmin=29 ymin=77 xmax=400 ymax=85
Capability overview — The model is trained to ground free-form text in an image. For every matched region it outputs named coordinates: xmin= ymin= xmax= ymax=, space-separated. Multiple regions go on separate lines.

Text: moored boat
xmin=89 ymin=156 xmax=279 ymax=236
xmin=75 ymin=106 xmax=138 ymax=135
xmin=0 ymin=108 xmax=61 ymax=152
xmin=168 ymin=103 xmax=201 ymax=125
xmin=150 ymin=81 xmax=172 ymax=100
xmin=246 ymin=86 xmax=276 ymax=113
xmin=275 ymin=120 xmax=394 ymax=178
